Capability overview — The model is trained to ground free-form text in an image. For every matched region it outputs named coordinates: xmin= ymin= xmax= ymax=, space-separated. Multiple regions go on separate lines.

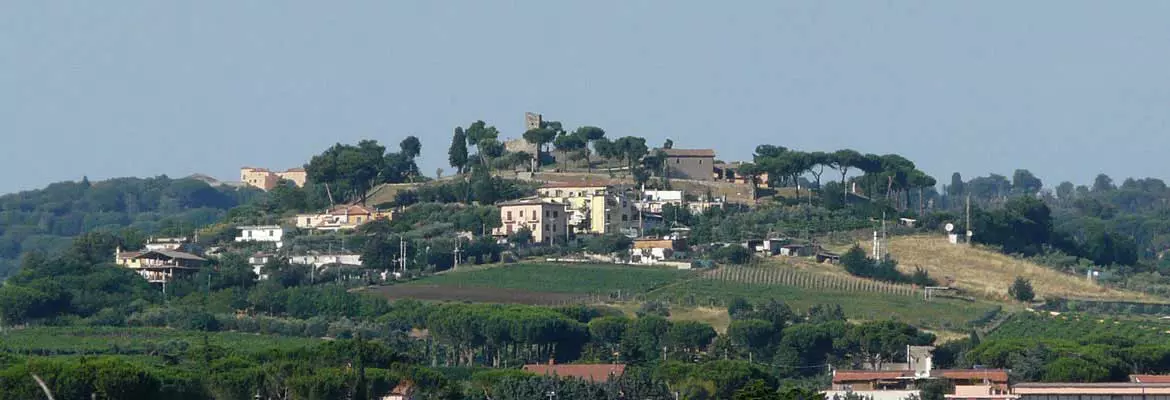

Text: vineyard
xmin=402 ymin=262 xmax=694 ymax=295
xmin=702 ymin=266 xmax=919 ymax=297
xmin=987 ymin=312 xmax=1170 ymax=344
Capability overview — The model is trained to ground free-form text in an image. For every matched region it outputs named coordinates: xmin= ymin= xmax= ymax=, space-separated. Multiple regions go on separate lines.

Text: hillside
xmin=877 ymin=235 xmax=1157 ymax=302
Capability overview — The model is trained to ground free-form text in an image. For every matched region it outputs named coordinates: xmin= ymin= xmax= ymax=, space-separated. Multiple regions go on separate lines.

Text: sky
xmin=3 ymin=1 xmax=1170 ymax=194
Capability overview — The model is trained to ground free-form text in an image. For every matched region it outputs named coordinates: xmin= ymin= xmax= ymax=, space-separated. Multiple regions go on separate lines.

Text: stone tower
xmin=525 ymin=112 xmax=543 ymax=132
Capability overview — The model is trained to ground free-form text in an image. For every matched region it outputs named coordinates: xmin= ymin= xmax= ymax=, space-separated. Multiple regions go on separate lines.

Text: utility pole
xmin=965 ymin=195 xmax=973 ymax=246
xmin=399 ymin=237 xmax=407 ymax=273
xmin=453 ymin=239 xmax=462 ymax=269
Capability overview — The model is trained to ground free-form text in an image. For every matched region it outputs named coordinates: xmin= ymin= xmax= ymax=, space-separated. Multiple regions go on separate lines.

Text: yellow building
xmin=492 ymin=199 xmax=569 ymax=244
xmin=537 ymin=183 xmax=637 ymax=235
xmin=295 ymin=204 xmax=394 ymax=231
xmin=240 ymin=167 xmax=308 ymax=191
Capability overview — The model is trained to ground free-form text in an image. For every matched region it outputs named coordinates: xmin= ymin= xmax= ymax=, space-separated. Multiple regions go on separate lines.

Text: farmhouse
xmin=629 ymin=238 xmax=687 ymax=265
xmin=660 ymin=148 xmax=716 ymax=181
xmin=240 ymin=166 xmax=307 ymax=191
xmin=295 ymin=204 xmax=393 ymax=231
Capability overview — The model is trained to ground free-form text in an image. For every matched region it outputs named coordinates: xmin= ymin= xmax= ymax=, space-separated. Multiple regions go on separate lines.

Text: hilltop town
xmin=4 ymin=112 xmax=1170 ymax=399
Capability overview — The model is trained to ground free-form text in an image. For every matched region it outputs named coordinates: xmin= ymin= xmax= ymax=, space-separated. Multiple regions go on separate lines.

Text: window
xmin=622 ymin=215 xmax=629 ymax=222
xmin=520 ymin=210 xmax=525 ymax=218
xmin=676 ymin=159 xmax=680 ymax=164
xmin=553 ymin=211 xmax=559 ymax=218
xmin=552 ymin=224 xmax=557 ymax=233
xmin=545 ymin=224 xmax=550 ymax=232
xmin=545 ymin=210 xmax=550 ymax=217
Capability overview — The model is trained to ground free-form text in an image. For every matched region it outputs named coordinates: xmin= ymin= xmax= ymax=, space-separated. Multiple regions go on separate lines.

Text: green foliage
xmin=713 ymin=245 xmax=754 ymax=265
xmin=840 ymin=245 xmax=923 ymax=284
xmin=586 ymin=233 xmax=634 ymax=255
xmin=1009 ymin=276 xmax=1035 ymax=302
xmin=0 ymin=176 xmax=256 ymax=277
xmin=404 ymin=263 xmax=692 ymax=294
xmin=305 ymin=139 xmax=421 ymax=204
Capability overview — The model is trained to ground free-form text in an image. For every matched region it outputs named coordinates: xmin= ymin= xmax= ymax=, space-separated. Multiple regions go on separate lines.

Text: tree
xmin=1056 ymin=181 xmax=1075 ymax=203
xmin=399 ymin=136 xmax=422 ymax=159
xmin=587 ymin=233 xmax=634 ymax=255
xmin=1092 ymin=173 xmax=1115 ymax=193
xmin=305 ymin=140 xmax=387 ymax=203
xmin=1012 ymin=169 xmax=1043 ymax=196
xmin=553 ymin=133 xmax=586 ymax=169
xmin=1009 ymin=276 xmax=1035 ymax=302
xmin=574 ymin=126 xmax=606 ymax=172
xmin=522 ymin=128 xmax=557 ymax=170
xmin=732 ymin=379 xmax=779 ymax=400
xmin=663 ymin=138 xmax=674 ymax=149
xmin=831 ymin=149 xmax=863 ymax=203
xmin=948 ymin=172 xmax=965 ymax=199
xmin=449 ymin=128 xmax=469 ymax=174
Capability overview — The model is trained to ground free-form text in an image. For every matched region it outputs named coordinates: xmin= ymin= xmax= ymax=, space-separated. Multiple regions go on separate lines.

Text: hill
xmin=877 ymin=235 xmax=1157 ymax=302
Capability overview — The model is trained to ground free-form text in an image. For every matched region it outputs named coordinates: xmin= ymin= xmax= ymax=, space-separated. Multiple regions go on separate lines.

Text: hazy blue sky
xmin=3 ymin=1 xmax=1170 ymax=194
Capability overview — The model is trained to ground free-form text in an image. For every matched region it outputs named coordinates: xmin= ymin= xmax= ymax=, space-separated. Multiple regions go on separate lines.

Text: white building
xmin=235 ymin=225 xmax=287 ymax=248
xmin=247 ymin=253 xmax=363 ymax=280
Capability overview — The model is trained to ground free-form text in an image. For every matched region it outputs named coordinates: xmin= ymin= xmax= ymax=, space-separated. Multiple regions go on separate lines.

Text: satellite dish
xmin=944 ymin=223 xmax=954 ymax=232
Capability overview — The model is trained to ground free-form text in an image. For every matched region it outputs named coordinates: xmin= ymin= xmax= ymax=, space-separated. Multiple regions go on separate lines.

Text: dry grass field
xmin=877 ymin=235 xmax=1157 ymax=302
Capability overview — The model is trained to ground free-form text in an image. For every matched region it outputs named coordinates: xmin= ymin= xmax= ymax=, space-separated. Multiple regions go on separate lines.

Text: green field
xmin=988 ymin=312 xmax=1170 ymax=344
xmin=406 ymin=262 xmax=695 ymax=294
xmin=0 ymin=326 xmax=322 ymax=359
xmin=645 ymin=279 xmax=1003 ymax=332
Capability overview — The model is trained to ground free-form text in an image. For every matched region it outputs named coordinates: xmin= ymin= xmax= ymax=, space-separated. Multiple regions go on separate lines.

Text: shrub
xmin=1009 ymin=277 xmax=1035 ymax=302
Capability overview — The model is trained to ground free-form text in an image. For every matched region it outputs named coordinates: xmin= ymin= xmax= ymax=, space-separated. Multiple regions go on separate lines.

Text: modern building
xmin=295 ymin=204 xmax=393 ymax=231
xmin=235 ymin=225 xmax=287 ymax=248
xmin=637 ymin=190 xmax=684 ymax=213
xmin=1012 ymin=383 xmax=1170 ymax=400
xmin=143 ymin=237 xmax=191 ymax=252
xmin=116 ymin=246 xmax=206 ymax=284
xmin=240 ymin=167 xmax=307 ymax=191
xmin=493 ymin=199 xmax=569 ymax=244
xmin=827 ymin=346 xmax=1009 ymax=400
xmin=248 ymin=253 xmax=363 ymax=280
xmin=522 ymin=363 xmax=626 ymax=384
xmin=661 ymin=148 xmax=716 ymax=181
xmin=537 ymin=182 xmax=637 ymax=235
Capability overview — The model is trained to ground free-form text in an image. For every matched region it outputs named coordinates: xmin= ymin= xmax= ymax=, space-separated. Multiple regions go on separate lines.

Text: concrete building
xmin=240 ymin=167 xmax=307 ymax=191
xmin=493 ymin=199 xmax=569 ymax=244
xmin=116 ymin=246 xmax=206 ymax=284
xmin=661 ymin=148 xmax=716 ymax=181
xmin=295 ymin=204 xmax=393 ymax=231
xmin=1012 ymin=383 xmax=1170 ymax=400
xmin=235 ymin=225 xmax=287 ymax=248
xmin=827 ymin=346 xmax=1009 ymax=400
xmin=537 ymin=183 xmax=637 ymax=235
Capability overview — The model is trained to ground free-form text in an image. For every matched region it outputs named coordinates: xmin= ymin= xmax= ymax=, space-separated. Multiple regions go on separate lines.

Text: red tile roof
xmin=1132 ymin=375 xmax=1170 ymax=383
xmin=933 ymin=369 xmax=1009 ymax=383
xmin=833 ymin=371 xmax=913 ymax=383
xmin=540 ymin=181 xmax=614 ymax=189
xmin=523 ymin=364 xmax=626 ymax=383
xmin=661 ymin=148 xmax=716 ymax=157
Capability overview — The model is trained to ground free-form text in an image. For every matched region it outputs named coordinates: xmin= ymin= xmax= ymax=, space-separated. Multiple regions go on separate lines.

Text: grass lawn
xmin=645 ymin=279 xmax=1002 ymax=332
xmin=405 ymin=262 xmax=695 ymax=294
